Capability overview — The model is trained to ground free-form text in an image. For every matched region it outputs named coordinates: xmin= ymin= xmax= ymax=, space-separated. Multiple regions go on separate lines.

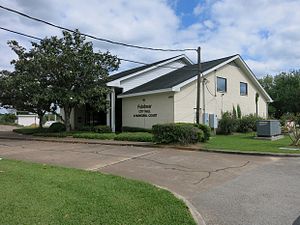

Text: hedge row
xmin=122 ymin=126 xmax=152 ymax=133
xmin=13 ymin=128 xmax=46 ymax=135
xmin=78 ymin=125 xmax=112 ymax=133
xmin=33 ymin=132 xmax=69 ymax=138
xmin=73 ymin=132 xmax=117 ymax=140
xmin=114 ymin=132 xmax=153 ymax=142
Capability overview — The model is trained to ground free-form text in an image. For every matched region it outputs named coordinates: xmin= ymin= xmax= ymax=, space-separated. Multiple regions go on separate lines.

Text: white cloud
xmin=0 ymin=0 xmax=299 ymax=76
xmin=192 ymin=0 xmax=300 ymax=75
xmin=0 ymin=0 xmax=185 ymax=71
xmin=193 ymin=3 xmax=202 ymax=16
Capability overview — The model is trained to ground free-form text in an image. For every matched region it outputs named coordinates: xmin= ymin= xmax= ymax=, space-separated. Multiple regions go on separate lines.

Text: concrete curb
xmin=174 ymin=146 xmax=300 ymax=157
xmin=154 ymin=184 xmax=206 ymax=225
xmin=202 ymin=148 xmax=300 ymax=157
xmin=0 ymin=135 xmax=300 ymax=157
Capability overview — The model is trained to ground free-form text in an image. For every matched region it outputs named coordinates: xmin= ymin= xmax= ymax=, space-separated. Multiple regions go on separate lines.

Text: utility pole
xmin=202 ymin=63 xmax=206 ymax=119
xmin=196 ymin=46 xmax=202 ymax=124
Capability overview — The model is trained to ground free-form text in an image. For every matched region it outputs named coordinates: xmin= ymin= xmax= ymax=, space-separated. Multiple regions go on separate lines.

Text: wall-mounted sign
xmin=133 ymin=104 xmax=157 ymax=118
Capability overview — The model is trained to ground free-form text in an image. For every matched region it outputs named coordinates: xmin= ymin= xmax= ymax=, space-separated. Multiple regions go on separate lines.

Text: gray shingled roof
xmin=120 ymin=54 xmax=238 ymax=96
xmin=109 ymin=55 xmax=186 ymax=81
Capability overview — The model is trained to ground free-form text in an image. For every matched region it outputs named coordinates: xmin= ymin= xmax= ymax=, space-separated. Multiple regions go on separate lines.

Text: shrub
xmin=152 ymin=123 xmax=204 ymax=144
xmin=78 ymin=125 xmax=95 ymax=132
xmin=94 ymin=125 xmax=112 ymax=133
xmin=237 ymin=114 xmax=263 ymax=133
xmin=73 ymin=132 xmax=116 ymax=140
xmin=232 ymin=105 xmax=237 ymax=119
xmin=287 ymin=123 xmax=300 ymax=146
xmin=114 ymin=132 xmax=153 ymax=142
xmin=122 ymin=126 xmax=152 ymax=133
xmin=237 ymin=104 xmax=242 ymax=119
xmin=194 ymin=123 xmax=211 ymax=142
xmin=0 ymin=114 xmax=17 ymax=124
xmin=48 ymin=122 xmax=66 ymax=132
xmin=218 ymin=112 xmax=237 ymax=135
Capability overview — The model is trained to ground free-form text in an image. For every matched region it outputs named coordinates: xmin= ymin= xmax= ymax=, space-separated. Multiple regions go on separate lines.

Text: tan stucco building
xmin=70 ymin=54 xmax=272 ymax=131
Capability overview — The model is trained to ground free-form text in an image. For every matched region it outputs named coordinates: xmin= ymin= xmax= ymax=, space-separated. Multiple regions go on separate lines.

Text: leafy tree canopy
xmin=0 ymin=41 xmax=54 ymax=128
xmin=1 ymin=30 xmax=120 ymax=130
xmin=259 ymin=71 xmax=300 ymax=118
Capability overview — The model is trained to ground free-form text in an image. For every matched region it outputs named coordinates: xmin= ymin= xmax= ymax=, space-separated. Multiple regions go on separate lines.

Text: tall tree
xmin=30 ymin=30 xmax=120 ymax=131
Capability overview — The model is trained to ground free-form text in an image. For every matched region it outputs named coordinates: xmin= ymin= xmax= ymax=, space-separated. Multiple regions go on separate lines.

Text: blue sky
xmin=0 ymin=0 xmax=300 ymax=76
xmin=170 ymin=0 xmax=211 ymax=28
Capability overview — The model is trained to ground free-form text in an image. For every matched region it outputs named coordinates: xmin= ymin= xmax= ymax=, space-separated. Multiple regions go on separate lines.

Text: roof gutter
xmin=117 ymin=88 xmax=173 ymax=98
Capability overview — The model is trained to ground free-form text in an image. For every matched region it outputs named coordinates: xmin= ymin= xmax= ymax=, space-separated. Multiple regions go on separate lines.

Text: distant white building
xmin=17 ymin=114 xmax=40 ymax=127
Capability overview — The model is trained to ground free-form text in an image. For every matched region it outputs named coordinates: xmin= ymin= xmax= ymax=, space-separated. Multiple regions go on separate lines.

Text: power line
xmin=205 ymin=82 xmax=216 ymax=97
xmin=0 ymin=5 xmax=197 ymax=52
xmin=0 ymin=27 xmax=42 ymax=41
xmin=118 ymin=58 xmax=198 ymax=71
xmin=0 ymin=26 xmax=198 ymax=71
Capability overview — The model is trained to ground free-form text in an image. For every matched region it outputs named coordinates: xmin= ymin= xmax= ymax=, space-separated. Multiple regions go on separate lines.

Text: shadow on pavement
xmin=293 ymin=216 xmax=300 ymax=225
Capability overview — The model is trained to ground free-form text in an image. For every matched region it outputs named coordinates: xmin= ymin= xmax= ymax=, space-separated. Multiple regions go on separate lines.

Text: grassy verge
xmin=33 ymin=132 xmax=69 ymax=138
xmin=0 ymin=159 xmax=195 ymax=225
xmin=13 ymin=127 xmax=47 ymax=135
xmin=204 ymin=133 xmax=300 ymax=154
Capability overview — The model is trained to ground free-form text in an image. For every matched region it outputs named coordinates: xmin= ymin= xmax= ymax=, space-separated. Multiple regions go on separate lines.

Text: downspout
xmin=202 ymin=76 xmax=205 ymax=122
xmin=266 ymin=102 xmax=269 ymax=119
xmin=214 ymin=70 xmax=217 ymax=97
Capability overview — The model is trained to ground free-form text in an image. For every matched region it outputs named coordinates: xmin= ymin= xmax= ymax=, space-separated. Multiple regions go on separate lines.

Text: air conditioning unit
xmin=256 ymin=120 xmax=281 ymax=137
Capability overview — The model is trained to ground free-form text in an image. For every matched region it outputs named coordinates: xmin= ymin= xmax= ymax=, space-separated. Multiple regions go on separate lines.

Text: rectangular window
xmin=217 ymin=77 xmax=227 ymax=92
xmin=240 ymin=82 xmax=248 ymax=95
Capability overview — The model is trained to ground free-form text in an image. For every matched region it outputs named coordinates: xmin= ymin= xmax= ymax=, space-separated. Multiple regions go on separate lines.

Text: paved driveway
xmin=0 ymin=131 xmax=299 ymax=225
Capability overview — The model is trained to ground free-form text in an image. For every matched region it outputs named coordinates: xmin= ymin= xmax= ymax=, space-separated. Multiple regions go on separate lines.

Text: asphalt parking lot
xmin=0 ymin=127 xmax=299 ymax=225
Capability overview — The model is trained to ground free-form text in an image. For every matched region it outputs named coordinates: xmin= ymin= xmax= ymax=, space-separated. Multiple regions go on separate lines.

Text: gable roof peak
xmin=108 ymin=54 xmax=192 ymax=82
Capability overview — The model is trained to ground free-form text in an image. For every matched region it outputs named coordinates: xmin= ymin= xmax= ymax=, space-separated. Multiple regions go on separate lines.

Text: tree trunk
xmin=64 ymin=106 xmax=72 ymax=132
xmin=37 ymin=111 xmax=45 ymax=129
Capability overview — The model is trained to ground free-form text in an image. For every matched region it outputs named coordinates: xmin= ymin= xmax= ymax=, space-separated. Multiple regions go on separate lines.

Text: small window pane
xmin=240 ymin=82 xmax=248 ymax=95
xmin=217 ymin=77 xmax=227 ymax=92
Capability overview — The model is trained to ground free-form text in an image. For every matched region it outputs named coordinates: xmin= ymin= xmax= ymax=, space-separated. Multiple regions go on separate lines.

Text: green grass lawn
xmin=204 ymin=133 xmax=300 ymax=154
xmin=0 ymin=159 xmax=195 ymax=225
